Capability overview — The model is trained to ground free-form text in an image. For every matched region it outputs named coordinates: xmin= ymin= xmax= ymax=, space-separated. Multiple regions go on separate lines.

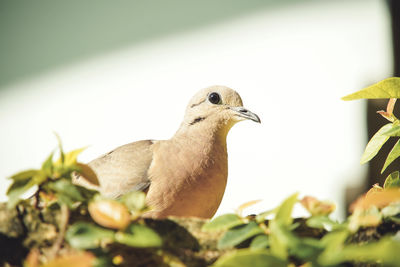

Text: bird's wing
xmin=74 ymin=140 xmax=155 ymax=198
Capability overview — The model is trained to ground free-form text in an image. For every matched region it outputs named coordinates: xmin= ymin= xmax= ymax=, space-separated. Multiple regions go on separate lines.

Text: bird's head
xmin=178 ymin=86 xmax=260 ymax=138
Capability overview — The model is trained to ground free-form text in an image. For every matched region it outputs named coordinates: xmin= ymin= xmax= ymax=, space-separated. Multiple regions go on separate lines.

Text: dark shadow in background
xmin=0 ymin=0 xmax=313 ymax=89
xmin=366 ymin=0 xmax=400 ymax=189
xmin=346 ymin=0 xmax=400 ymax=210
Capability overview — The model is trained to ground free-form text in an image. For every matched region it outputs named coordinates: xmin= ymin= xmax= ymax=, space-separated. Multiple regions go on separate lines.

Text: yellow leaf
xmin=112 ymin=255 xmax=124 ymax=265
xmin=64 ymin=147 xmax=88 ymax=166
xmin=157 ymin=250 xmax=186 ymax=267
xmin=236 ymin=199 xmax=262 ymax=216
xmin=342 ymin=77 xmax=400 ymax=100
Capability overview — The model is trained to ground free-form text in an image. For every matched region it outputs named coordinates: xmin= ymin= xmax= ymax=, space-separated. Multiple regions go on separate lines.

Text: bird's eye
xmin=208 ymin=92 xmax=221 ymax=104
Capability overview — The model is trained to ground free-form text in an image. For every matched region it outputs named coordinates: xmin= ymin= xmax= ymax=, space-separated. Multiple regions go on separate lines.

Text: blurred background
xmin=0 ymin=0 xmax=398 ymax=219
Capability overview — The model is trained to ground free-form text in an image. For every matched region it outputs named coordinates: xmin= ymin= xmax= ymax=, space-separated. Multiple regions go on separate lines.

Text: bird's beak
xmin=229 ymin=106 xmax=261 ymax=123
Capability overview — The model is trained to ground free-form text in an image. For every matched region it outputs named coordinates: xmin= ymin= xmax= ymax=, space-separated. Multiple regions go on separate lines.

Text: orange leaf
xmin=25 ymin=248 xmax=40 ymax=267
xmin=353 ymin=214 xmax=382 ymax=228
xmin=42 ymin=252 xmax=95 ymax=267
xmin=89 ymin=200 xmax=130 ymax=230
xmin=350 ymin=188 xmax=400 ymax=212
xmin=377 ymin=98 xmax=397 ymax=122
xmin=348 ymin=208 xmax=382 ymax=232
xmin=300 ymin=196 xmax=335 ymax=216
xmin=365 ymin=183 xmax=384 ymax=197
xmin=377 ymin=110 xmax=392 ymax=121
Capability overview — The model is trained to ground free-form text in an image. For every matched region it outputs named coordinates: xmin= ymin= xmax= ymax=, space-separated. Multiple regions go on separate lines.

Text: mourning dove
xmin=74 ymin=86 xmax=260 ymax=219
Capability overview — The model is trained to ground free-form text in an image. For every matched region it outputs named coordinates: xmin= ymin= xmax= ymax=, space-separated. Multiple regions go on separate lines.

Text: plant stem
xmin=387 ymin=98 xmax=397 ymax=116
xmin=48 ymin=203 xmax=69 ymax=259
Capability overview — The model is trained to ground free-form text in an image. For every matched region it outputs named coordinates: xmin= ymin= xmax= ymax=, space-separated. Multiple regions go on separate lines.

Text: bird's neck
xmin=173 ymin=119 xmax=232 ymax=146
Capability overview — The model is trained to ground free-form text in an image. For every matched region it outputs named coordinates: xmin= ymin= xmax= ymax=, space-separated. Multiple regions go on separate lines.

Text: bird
xmin=73 ymin=86 xmax=260 ymax=219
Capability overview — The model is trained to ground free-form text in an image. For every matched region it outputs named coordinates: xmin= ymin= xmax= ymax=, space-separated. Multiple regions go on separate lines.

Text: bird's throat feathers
xmin=175 ymin=114 xmax=235 ymax=144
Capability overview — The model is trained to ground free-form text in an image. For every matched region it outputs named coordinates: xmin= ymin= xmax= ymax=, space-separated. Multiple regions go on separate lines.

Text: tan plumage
xmin=74 ymin=86 xmax=260 ymax=219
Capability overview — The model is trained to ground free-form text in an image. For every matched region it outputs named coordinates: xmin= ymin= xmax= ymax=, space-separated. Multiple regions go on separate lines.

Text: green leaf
xmin=340 ymin=238 xmax=400 ymax=266
xmin=319 ymin=237 xmax=400 ymax=266
xmin=383 ymin=125 xmax=400 ymax=137
xmin=269 ymin=221 xmax=298 ymax=260
xmin=318 ymin=229 xmax=349 ymax=265
xmin=49 ymin=179 xmax=84 ymax=200
xmin=9 ymin=169 xmax=38 ymax=182
xmin=77 ymin=185 xmax=98 ymax=200
xmin=202 ymin=214 xmax=243 ymax=232
xmin=249 ymin=234 xmax=269 ymax=249
xmin=361 ymin=123 xmax=393 ymax=164
xmin=42 ymin=152 xmax=54 ymax=176
xmin=382 ymin=140 xmax=400 ymax=173
xmin=53 ymin=164 xmax=80 ymax=179
xmin=211 ymin=249 xmax=287 ymax=267
xmin=6 ymin=170 xmax=46 ymax=209
xmin=381 ymin=202 xmax=400 ymax=218
xmin=255 ymin=208 xmax=275 ymax=223
xmin=48 ymin=179 xmax=85 ymax=207
xmin=267 ymin=193 xmax=299 ymax=260
xmin=342 ymin=77 xmax=400 ymax=100
xmin=120 ymin=191 xmax=147 ymax=212
xmin=54 ymin=132 xmax=65 ymax=164
xmin=306 ymin=215 xmax=340 ymax=231
xmin=6 ymin=178 xmax=36 ymax=209
xmin=290 ymin=237 xmax=324 ymax=262
xmin=66 ymin=222 xmax=115 ymax=249
xmin=31 ymin=171 xmax=47 ymax=185
xmin=383 ymin=171 xmax=400 ymax=189
xmin=218 ymin=221 xmax=264 ymax=249
xmin=388 ymin=215 xmax=400 ymax=223
xmin=275 ymin=193 xmax=298 ymax=226
xmin=115 ymin=223 xmax=162 ymax=248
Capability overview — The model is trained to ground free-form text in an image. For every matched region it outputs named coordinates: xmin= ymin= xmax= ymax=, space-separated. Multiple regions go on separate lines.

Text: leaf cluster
xmin=343 ymin=77 xmax=400 ymax=175
xmin=5 ymin=137 xmax=166 ymax=267
xmin=204 ymin=184 xmax=400 ymax=267
xmin=6 ymin=136 xmax=97 ymax=209
xmin=66 ymin=191 xmax=161 ymax=248
xmin=39 ymin=187 xmax=184 ymax=267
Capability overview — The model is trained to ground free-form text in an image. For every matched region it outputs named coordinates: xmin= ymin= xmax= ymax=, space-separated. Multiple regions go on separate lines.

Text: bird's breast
xmin=145 ymin=138 xmax=228 ymax=218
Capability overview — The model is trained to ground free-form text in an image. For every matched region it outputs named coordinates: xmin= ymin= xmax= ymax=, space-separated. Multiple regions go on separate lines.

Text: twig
xmin=48 ymin=203 xmax=69 ymax=259
xmin=377 ymin=98 xmax=398 ymax=122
